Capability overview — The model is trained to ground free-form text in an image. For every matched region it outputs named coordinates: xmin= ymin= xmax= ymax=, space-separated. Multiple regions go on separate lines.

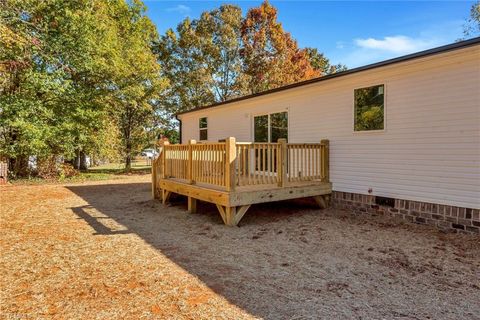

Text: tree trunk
xmin=125 ymin=154 xmax=131 ymax=172
xmin=9 ymin=155 xmax=29 ymax=178
xmin=80 ymin=151 xmax=88 ymax=171
xmin=125 ymin=141 xmax=132 ymax=172
xmin=74 ymin=150 xmax=88 ymax=171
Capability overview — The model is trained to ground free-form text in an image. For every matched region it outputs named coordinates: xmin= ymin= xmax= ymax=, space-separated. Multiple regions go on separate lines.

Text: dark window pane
xmin=254 ymin=115 xmax=268 ymax=142
xmin=200 ymin=129 xmax=208 ymax=140
xmin=199 ymin=117 xmax=208 ymax=129
xmin=354 ymin=85 xmax=384 ymax=131
xmin=270 ymin=112 xmax=288 ymax=142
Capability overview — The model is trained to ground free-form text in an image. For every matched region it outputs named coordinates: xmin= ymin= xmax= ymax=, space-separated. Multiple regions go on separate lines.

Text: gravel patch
xmin=1 ymin=175 xmax=479 ymax=319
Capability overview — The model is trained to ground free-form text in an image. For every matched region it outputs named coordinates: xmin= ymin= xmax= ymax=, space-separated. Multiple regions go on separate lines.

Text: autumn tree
xmin=157 ymin=1 xmax=344 ymax=116
xmin=240 ymin=1 xmax=320 ymax=93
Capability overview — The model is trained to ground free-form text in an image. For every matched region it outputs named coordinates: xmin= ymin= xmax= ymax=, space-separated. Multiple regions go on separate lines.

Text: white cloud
xmin=327 ymin=20 xmax=464 ymax=68
xmin=166 ymin=4 xmax=191 ymax=15
xmin=354 ymin=35 xmax=435 ymax=54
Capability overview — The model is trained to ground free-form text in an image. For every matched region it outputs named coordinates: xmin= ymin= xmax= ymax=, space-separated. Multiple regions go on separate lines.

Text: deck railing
xmin=235 ymin=142 xmax=281 ymax=187
xmin=152 ymin=137 xmax=329 ymax=195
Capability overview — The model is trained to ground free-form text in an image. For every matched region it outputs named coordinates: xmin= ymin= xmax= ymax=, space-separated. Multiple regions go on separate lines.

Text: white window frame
xmin=352 ymin=84 xmax=387 ymax=134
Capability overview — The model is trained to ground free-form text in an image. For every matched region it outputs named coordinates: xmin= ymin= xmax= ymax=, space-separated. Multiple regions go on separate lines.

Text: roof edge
xmin=177 ymin=36 xmax=480 ymax=117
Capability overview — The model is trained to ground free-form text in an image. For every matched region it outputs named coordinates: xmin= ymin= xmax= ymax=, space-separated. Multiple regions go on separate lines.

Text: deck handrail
xmin=152 ymin=137 xmax=329 ymax=195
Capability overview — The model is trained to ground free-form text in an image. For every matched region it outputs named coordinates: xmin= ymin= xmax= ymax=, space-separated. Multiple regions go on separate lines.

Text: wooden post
xmin=187 ymin=197 xmax=197 ymax=213
xmin=277 ymin=138 xmax=287 ymax=187
xmin=187 ymin=139 xmax=196 ymax=184
xmin=225 ymin=137 xmax=236 ymax=191
xmin=151 ymin=157 xmax=157 ymax=199
xmin=216 ymin=204 xmax=251 ymax=226
xmin=161 ymin=141 xmax=169 ymax=179
xmin=321 ymin=139 xmax=329 ymax=183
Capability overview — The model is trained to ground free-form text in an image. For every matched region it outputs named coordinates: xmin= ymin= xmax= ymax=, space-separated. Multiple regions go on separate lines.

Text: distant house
xmin=175 ymin=37 xmax=480 ymax=231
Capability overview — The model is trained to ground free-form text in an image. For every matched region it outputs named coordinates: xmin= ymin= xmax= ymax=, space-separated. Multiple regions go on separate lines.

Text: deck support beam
xmin=162 ymin=190 xmax=171 ymax=205
xmin=216 ymin=204 xmax=251 ymax=226
xmin=187 ymin=197 xmax=197 ymax=213
xmin=313 ymin=195 xmax=330 ymax=209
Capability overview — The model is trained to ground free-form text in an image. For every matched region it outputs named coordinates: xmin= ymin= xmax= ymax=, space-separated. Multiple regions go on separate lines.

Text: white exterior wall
xmin=178 ymin=46 xmax=480 ymax=209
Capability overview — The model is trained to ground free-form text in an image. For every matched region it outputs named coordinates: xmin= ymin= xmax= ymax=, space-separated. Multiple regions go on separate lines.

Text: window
xmin=254 ymin=111 xmax=288 ymax=142
xmin=253 ymin=111 xmax=288 ymax=172
xmin=199 ymin=117 xmax=208 ymax=140
xmin=354 ymin=84 xmax=385 ymax=131
xmin=254 ymin=115 xmax=268 ymax=142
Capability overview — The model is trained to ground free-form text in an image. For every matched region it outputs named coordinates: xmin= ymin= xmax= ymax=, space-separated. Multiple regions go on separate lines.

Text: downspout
xmin=175 ymin=115 xmax=182 ymax=144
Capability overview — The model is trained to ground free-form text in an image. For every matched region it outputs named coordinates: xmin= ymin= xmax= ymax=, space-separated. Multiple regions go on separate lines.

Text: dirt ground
xmin=1 ymin=175 xmax=479 ymax=320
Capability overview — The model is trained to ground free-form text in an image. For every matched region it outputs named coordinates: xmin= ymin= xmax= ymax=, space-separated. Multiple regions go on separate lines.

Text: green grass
xmin=88 ymin=162 xmax=151 ymax=174
xmin=10 ymin=162 xmax=152 ymax=185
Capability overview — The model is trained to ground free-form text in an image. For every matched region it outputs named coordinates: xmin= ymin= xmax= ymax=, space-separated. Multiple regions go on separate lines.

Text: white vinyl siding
xmin=179 ymin=46 xmax=480 ymax=209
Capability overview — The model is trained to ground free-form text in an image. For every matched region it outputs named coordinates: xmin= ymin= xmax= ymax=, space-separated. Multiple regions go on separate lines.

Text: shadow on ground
xmin=66 ymin=182 xmax=480 ymax=319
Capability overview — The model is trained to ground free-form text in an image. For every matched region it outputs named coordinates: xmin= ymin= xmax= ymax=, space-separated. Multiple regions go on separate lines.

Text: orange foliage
xmin=240 ymin=1 xmax=320 ymax=93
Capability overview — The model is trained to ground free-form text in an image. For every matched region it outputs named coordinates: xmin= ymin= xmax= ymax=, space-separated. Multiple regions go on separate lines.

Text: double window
xmin=354 ymin=84 xmax=385 ymax=132
xmin=199 ymin=117 xmax=208 ymax=140
xmin=254 ymin=111 xmax=288 ymax=142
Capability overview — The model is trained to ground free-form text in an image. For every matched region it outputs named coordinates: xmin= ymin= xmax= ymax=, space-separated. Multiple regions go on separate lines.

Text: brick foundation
xmin=331 ymin=191 xmax=480 ymax=234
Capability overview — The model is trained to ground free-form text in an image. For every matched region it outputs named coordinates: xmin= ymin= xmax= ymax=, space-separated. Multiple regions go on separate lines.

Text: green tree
xmin=156 ymin=4 xmax=244 ymax=115
xmin=0 ymin=0 xmax=165 ymax=175
xmin=195 ymin=5 xmax=245 ymax=102
xmin=0 ymin=0 xmax=118 ymax=176
xmin=156 ymin=19 xmax=216 ymax=115
xmin=107 ymin=0 xmax=166 ymax=171
xmin=305 ymin=47 xmax=347 ymax=75
xmin=464 ymin=1 xmax=480 ymax=37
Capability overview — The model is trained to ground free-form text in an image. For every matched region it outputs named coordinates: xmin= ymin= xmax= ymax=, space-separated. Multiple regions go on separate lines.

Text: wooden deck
xmin=152 ymin=138 xmax=332 ymax=226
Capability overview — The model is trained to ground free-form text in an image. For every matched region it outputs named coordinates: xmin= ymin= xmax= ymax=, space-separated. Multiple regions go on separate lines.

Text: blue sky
xmin=144 ymin=1 xmax=475 ymax=68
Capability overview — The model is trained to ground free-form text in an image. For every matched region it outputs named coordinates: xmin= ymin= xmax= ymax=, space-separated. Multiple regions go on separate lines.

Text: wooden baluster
xmin=214 ymin=145 xmax=217 ymax=185
xmin=269 ymin=145 xmax=272 ymax=184
xmin=216 ymin=145 xmax=219 ymax=186
xmin=208 ymin=146 xmax=212 ymax=185
xmin=253 ymin=145 xmax=257 ymax=185
xmin=260 ymin=144 xmax=266 ymax=184
xmin=198 ymin=145 xmax=202 ymax=183
xmin=212 ymin=145 xmax=216 ymax=185
xmin=239 ymin=146 xmax=243 ymax=186
xmin=247 ymin=145 xmax=250 ymax=185
xmin=308 ymin=146 xmax=313 ymax=180
xmin=271 ymin=144 xmax=275 ymax=184
xmin=293 ymin=146 xmax=297 ymax=181
xmin=217 ymin=144 xmax=221 ymax=186
xmin=303 ymin=146 xmax=306 ymax=181
xmin=187 ymin=140 xmax=196 ymax=184
xmin=270 ymin=144 xmax=273 ymax=184
xmin=213 ymin=145 xmax=216 ymax=185
xmin=277 ymin=139 xmax=287 ymax=187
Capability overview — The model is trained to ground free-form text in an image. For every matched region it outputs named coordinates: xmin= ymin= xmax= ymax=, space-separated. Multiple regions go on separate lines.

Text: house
xmin=174 ymin=37 xmax=480 ymax=232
